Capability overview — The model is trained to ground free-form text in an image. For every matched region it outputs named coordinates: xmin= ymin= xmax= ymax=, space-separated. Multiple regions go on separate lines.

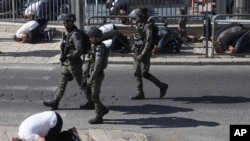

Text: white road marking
xmin=0 ymin=85 xmax=57 ymax=91
xmin=0 ymin=65 xmax=55 ymax=71
xmin=0 ymin=76 xmax=51 ymax=80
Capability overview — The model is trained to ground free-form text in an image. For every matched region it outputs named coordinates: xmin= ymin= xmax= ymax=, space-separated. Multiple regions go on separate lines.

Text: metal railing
xmin=0 ymin=0 xmax=215 ymax=24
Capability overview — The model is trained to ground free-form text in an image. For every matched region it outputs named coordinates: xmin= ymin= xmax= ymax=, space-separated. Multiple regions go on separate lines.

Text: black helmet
xmin=137 ymin=7 xmax=149 ymax=21
xmin=88 ymin=27 xmax=102 ymax=37
xmin=58 ymin=13 xmax=76 ymax=22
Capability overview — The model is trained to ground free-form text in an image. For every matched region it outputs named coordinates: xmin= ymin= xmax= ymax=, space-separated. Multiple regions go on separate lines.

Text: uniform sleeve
xmin=67 ymin=32 xmax=83 ymax=58
xmin=89 ymin=45 xmax=105 ymax=81
xmin=141 ymin=24 xmax=152 ymax=56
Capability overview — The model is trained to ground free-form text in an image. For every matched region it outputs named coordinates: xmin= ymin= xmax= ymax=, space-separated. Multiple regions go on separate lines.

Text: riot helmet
xmin=58 ymin=13 xmax=76 ymax=29
xmin=88 ymin=27 xmax=102 ymax=37
xmin=62 ymin=13 xmax=76 ymax=22
xmin=136 ymin=7 xmax=150 ymax=23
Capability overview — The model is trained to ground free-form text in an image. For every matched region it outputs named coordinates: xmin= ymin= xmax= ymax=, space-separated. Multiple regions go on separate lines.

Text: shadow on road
xmin=109 ymin=104 xmax=193 ymax=115
xmin=105 ymin=116 xmax=219 ymax=128
xmin=167 ymin=95 xmax=250 ymax=104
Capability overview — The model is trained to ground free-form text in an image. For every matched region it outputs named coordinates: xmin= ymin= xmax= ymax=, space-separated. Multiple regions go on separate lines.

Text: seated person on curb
xmin=156 ymin=20 xmax=181 ymax=54
xmin=14 ymin=17 xmax=55 ymax=43
xmin=12 ymin=111 xmax=63 ymax=141
xmin=106 ymin=0 xmax=128 ymax=16
xmin=24 ymin=0 xmax=57 ymax=20
xmin=24 ymin=0 xmax=46 ymax=19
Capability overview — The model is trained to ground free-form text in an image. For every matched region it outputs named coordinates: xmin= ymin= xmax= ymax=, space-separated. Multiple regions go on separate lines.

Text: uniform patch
xmin=96 ymin=51 xmax=101 ymax=56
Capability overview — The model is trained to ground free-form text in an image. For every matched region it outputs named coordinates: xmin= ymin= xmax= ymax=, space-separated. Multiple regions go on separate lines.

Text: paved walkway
xmin=1 ymin=31 xmax=250 ymax=65
xmin=0 ymin=126 xmax=148 ymax=141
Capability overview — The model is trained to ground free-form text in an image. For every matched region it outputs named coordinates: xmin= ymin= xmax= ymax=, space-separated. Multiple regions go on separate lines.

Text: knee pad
xmin=142 ymin=72 xmax=151 ymax=79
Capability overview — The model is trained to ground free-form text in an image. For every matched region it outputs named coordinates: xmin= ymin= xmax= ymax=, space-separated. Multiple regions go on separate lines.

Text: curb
xmin=1 ymin=52 xmax=250 ymax=65
xmin=0 ymin=126 xmax=148 ymax=141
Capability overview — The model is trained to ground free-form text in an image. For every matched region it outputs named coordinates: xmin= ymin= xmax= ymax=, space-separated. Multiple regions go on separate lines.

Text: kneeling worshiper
xmin=12 ymin=111 xmax=63 ymax=141
xmin=14 ymin=18 xmax=53 ymax=43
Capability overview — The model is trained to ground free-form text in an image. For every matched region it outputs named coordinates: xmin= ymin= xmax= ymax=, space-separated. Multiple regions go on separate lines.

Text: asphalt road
xmin=0 ymin=63 xmax=250 ymax=141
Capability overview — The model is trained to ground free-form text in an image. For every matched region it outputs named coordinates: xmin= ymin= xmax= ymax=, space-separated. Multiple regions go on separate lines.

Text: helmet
xmin=137 ymin=7 xmax=149 ymax=21
xmin=62 ymin=13 xmax=76 ymax=22
xmin=88 ymin=27 xmax=102 ymax=37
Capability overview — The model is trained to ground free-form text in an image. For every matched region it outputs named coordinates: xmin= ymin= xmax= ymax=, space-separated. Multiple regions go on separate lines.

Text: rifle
xmin=80 ymin=54 xmax=91 ymax=95
xmin=60 ymin=32 xmax=67 ymax=62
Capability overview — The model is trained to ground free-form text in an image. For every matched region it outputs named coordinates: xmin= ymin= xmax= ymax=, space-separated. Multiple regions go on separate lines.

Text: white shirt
xmin=99 ymin=24 xmax=115 ymax=34
xmin=18 ymin=111 xmax=57 ymax=141
xmin=16 ymin=21 xmax=39 ymax=38
xmin=24 ymin=1 xmax=43 ymax=17
xmin=102 ymin=39 xmax=112 ymax=48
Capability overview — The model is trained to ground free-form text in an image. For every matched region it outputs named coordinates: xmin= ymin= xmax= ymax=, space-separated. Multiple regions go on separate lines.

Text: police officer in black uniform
xmin=131 ymin=7 xmax=168 ymax=100
xmin=43 ymin=13 xmax=85 ymax=110
xmin=85 ymin=27 xmax=109 ymax=124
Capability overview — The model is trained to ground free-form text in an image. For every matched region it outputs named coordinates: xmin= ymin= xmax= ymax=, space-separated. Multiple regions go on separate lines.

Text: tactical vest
xmin=91 ymin=43 xmax=109 ymax=69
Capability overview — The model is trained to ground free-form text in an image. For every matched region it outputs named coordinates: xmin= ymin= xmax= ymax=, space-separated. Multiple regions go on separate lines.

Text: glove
xmin=60 ymin=56 xmax=67 ymax=62
xmin=60 ymin=43 xmax=65 ymax=50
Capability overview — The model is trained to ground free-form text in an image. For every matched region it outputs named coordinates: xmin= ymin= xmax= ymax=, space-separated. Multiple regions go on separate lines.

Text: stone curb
xmin=0 ymin=126 xmax=148 ymax=141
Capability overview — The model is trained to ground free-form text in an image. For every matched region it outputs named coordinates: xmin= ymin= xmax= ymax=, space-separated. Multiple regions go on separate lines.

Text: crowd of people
xmin=10 ymin=12 xmax=170 ymax=141
xmin=13 ymin=8 xmax=169 ymax=128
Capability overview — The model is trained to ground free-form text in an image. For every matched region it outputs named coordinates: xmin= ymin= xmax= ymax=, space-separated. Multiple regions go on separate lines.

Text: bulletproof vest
xmin=90 ymin=43 xmax=109 ymax=69
xmin=133 ymin=25 xmax=145 ymax=49
xmin=133 ymin=33 xmax=144 ymax=48
xmin=64 ymin=32 xmax=74 ymax=55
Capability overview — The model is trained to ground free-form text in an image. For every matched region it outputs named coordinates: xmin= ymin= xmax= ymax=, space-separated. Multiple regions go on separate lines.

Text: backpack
xmin=151 ymin=23 xmax=159 ymax=47
xmin=77 ymin=29 xmax=91 ymax=55
xmin=59 ymin=127 xmax=82 ymax=141
xmin=68 ymin=29 xmax=91 ymax=55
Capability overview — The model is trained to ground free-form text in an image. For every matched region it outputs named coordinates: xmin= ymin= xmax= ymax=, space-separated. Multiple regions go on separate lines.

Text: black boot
xmin=79 ymin=101 xmax=95 ymax=110
xmin=43 ymin=98 xmax=60 ymax=110
xmin=101 ymin=106 xmax=109 ymax=116
xmin=144 ymin=73 xmax=168 ymax=99
xmin=160 ymin=83 xmax=168 ymax=98
xmin=88 ymin=106 xmax=109 ymax=124
xmin=131 ymin=90 xmax=145 ymax=100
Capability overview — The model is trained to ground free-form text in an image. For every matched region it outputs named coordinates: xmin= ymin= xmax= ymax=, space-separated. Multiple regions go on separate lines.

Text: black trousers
xmin=45 ymin=112 xmax=63 ymax=141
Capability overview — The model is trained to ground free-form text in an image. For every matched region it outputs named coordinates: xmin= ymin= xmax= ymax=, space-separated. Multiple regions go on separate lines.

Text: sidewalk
xmin=1 ymin=31 xmax=250 ymax=65
xmin=0 ymin=126 xmax=148 ymax=141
